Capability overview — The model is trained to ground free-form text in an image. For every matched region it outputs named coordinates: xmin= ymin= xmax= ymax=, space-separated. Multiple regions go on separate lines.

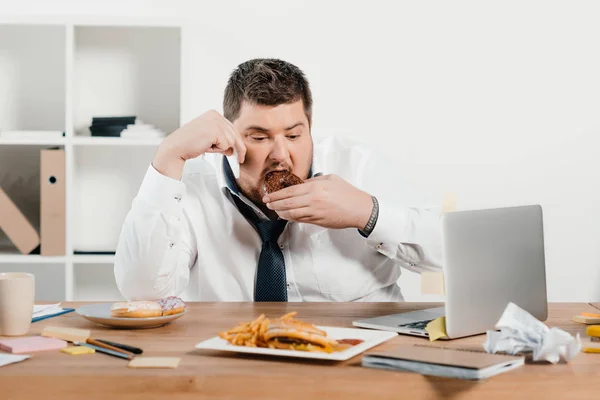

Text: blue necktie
xmin=232 ymin=196 xmax=288 ymax=302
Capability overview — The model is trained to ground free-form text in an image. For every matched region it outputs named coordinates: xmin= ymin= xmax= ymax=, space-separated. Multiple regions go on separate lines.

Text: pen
xmin=74 ymin=342 xmax=133 ymax=360
xmin=97 ymin=339 xmax=143 ymax=355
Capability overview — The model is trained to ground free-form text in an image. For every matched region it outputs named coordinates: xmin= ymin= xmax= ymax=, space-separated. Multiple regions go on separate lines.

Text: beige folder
xmin=0 ymin=187 xmax=40 ymax=254
xmin=40 ymin=149 xmax=66 ymax=256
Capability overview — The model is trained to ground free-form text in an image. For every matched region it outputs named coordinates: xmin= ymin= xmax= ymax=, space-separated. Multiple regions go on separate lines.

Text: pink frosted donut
xmin=156 ymin=296 xmax=186 ymax=316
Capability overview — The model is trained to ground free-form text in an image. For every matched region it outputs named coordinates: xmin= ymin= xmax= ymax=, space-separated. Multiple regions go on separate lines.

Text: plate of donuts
xmin=76 ymin=296 xmax=187 ymax=329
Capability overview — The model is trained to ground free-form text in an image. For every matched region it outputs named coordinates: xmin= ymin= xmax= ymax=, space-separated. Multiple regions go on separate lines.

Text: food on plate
xmin=262 ymin=170 xmax=304 ymax=198
xmin=218 ymin=312 xmax=364 ymax=353
xmin=110 ymin=296 xmax=186 ymax=318
xmin=156 ymin=296 xmax=186 ymax=316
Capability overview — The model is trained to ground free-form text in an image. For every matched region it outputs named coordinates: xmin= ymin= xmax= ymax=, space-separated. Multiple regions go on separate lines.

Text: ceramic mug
xmin=0 ymin=273 xmax=35 ymax=336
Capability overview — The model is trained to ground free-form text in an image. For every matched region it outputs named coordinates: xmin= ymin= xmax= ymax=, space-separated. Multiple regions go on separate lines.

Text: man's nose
xmin=269 ymin=137 xmax=290 ymax=163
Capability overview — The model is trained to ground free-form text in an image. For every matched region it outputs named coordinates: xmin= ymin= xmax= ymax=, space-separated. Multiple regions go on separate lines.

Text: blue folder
xmin=31 ymin=308 xmax=75 ymax=323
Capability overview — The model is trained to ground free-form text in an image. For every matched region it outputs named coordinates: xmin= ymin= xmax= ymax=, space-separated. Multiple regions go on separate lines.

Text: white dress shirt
xmin=114 ymin=136 xmax=443 ymax=302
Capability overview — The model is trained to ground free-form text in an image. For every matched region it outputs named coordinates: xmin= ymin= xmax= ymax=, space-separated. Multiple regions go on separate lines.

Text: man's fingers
xmin=221 ymin=118 xmax=247 ymax=163
xmin=277 ymin=207 xmax=313 ymax=221
xmin=266 ymin=194 xmax=312 ymax=211
xmin=305 ymin=174 xmax=328 ymax=182
xmin=209 ymin=134 xmax=234 ymax=152
xmin=262 ymin=182 xmax=313 ymax=203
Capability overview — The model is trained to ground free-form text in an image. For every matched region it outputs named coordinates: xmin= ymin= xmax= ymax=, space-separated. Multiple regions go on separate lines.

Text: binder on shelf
xmin=0 ymin=187 xmax=40 ymax=254
xmin=40 ymin=149 xmax=66 ymax=256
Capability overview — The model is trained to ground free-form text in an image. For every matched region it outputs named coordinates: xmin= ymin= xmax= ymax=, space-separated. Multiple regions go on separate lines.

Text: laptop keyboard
xmin=398 ymin=319 xmax=434 ymax=330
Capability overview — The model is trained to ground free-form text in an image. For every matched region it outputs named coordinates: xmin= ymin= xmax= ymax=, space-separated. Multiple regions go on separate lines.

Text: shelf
xmin=0 ymin=25 xmax=66 ymax=132
xmin=73 ymin=254 xmax=115 ymax=264
xmin=72 ymin=136 xmax=163 ymax=146
xmin=0 ymin=21 xmax=183 ymax=301
xmin=0 ymin=254 xmax=117 ymax=264
xmin=73 ymin=26 xmax=180 ymax=137
xmin=0 ymin=137 xmax=66 ymax=146
xmin=0 ymin=254 xmax=66 ymax=264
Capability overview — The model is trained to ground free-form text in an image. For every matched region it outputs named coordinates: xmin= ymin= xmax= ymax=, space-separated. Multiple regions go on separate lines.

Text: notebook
xmin=362 ymin=344 xmax=524 ymax=380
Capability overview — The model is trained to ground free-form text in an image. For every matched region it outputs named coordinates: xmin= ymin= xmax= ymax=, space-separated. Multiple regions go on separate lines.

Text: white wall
xmin=2 ymin=0 xmax=600 ymax=301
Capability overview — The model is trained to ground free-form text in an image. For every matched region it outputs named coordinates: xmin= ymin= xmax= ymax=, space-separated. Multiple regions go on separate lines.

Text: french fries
xmin=219 ymin=313 xmax=273 ymax=348
xmin=219 ymin=312 xmax=333 ymax=351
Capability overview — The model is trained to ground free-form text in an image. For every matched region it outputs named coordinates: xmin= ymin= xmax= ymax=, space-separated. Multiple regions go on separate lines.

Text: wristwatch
xmin=358 ymin=196 xmax=379 ymax=238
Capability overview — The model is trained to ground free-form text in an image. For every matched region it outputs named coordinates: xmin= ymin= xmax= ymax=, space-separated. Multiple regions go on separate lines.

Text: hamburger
xmin=263 ymin=318 xmax=339 ymax=352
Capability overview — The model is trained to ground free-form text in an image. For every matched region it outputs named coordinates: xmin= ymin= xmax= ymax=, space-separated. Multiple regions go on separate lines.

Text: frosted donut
xmin=110 ymin=300 xmax=163 ymax=318
xmin=157 ymin=296 xmax=186 ymax=316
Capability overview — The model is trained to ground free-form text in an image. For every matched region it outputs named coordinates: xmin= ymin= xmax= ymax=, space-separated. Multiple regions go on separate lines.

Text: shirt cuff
xmin=363 ymin=196 xmax=409 ymax=252
xmin=135 ymin=164 xmax=187 ymax=216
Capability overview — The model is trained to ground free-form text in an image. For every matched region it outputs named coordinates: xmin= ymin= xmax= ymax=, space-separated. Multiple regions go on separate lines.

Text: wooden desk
xmin=1 ymin=302 xmax=599 ymax=399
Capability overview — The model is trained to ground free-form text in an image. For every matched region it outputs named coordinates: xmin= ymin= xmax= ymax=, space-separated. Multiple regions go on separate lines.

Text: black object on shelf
xmin=73 ymin=251 xmax=116 ymax=255
xmin=89 ymin=116 xmax=136 ymax=137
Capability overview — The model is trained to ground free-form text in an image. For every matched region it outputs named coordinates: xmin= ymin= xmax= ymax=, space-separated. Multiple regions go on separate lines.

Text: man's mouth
xmin=264 ymin=168 xmax=290 ymax=177
xmin=262 ymin=170 xmax=305 ymax=197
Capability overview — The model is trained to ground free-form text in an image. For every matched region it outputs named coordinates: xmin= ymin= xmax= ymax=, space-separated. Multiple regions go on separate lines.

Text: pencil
xmin=96 ymin=339 xmax=143 ymax=355
xmin=74 ymin=342 xmax=133 ymax=360
xmin=86 ymin=338 xmax=135 ymax=356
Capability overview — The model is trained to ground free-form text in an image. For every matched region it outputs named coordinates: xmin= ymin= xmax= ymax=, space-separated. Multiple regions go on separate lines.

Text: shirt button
xmin=174 ymin=195 xmax=182 ymax=202
xmin=376 ymin=243 xmax=383 ymax=250
xmin=279 ymin=243 xmax=285 ymax=249
xmin=168 ymin=242 xmax=174 ymax=249
xmin=286 ymin=282 xmax=291 ymax=290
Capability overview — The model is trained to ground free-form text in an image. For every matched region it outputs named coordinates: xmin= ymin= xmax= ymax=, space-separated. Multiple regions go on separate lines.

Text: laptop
xmin=353 ymin=204 xmax=548 ymax=339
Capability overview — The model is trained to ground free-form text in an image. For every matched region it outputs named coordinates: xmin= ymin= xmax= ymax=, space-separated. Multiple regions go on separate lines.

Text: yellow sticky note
xmin=586 ymin=326 xmax=600 ymax=337
xmin=128 ymin=357 xmax=181 ymax=369
xmin=421 ymin=272 xmax=445 ymax=295
xmin=583 ymin=347 xmax=600 ymax=354
xmin=442 ymin=193 xmax=457 ymax=214
xmin=425 ymin=317 xmax=448 ymax=342
xmin=61 ymin=346 xmax=95 ymax=355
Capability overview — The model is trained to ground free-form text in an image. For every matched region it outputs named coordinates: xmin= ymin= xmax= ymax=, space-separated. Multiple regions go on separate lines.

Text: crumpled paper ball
xmin=483 ymin=302 xmax=581 ymax=364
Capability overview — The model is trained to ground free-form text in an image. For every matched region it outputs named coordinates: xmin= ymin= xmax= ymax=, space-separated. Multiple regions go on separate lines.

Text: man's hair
xmin=223 ymin=58 xmax=313 ymax=125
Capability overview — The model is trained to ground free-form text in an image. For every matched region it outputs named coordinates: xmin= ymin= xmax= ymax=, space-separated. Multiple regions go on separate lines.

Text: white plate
xmin=195 ymin=326 xmax=397 ymax=361
xmin=76 ymin=303 xmax=186 ymax=329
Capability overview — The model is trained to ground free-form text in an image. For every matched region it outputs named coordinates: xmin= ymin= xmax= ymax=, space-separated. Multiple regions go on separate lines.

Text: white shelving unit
xmin=0 ymin=17 xmax=187 ymax=301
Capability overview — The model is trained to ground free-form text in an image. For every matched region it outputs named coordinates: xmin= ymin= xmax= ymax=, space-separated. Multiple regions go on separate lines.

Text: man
xmin=114 ymin=58 xmax=442 ymax=302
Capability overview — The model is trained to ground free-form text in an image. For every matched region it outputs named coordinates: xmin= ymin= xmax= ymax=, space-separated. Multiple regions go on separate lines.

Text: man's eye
xmin=252 ymin=136 xmax=267 ymax=141
xmin=287 ymin=135 xmax=300 ymax=140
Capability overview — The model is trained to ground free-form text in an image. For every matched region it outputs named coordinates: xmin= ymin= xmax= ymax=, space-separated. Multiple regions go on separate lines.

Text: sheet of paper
xmin=33 ymin=303 xmax=62 ymax=316
xmin=425 ymin=317 xmax=448 ymax=341
xmin=0 ymin=354 xmax=30 ymax=367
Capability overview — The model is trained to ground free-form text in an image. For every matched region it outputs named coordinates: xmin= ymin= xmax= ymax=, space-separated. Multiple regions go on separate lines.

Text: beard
xmin=239 ymin=182 xmax=268 ymax=206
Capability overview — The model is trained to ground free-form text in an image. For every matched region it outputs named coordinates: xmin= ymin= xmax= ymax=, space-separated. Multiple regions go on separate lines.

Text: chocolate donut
xmin=263 ymin=171 xmax=304 ymax=198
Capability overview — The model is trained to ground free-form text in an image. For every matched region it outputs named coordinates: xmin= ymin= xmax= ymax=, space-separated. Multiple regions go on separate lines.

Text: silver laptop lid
xmin=443 ymin=204 xmax=548 ymax=339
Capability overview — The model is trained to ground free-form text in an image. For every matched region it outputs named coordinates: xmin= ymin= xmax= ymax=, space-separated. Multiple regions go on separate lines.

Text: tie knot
xmin=256 ymin=219 xmax=287 ymax=243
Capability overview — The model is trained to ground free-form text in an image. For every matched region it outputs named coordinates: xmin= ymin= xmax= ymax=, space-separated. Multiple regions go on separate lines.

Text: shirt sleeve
xmin=358 ymin=150 xmax=443 ymax=274
xmin=114 ymin=164 xmax=197 ymax=301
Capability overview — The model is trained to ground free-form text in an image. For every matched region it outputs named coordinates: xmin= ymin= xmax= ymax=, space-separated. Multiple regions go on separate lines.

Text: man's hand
xmin=153 ymin=110 xmax=246 ymax=180
xmin=262 ymin=174 xmax=374 ymax=230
